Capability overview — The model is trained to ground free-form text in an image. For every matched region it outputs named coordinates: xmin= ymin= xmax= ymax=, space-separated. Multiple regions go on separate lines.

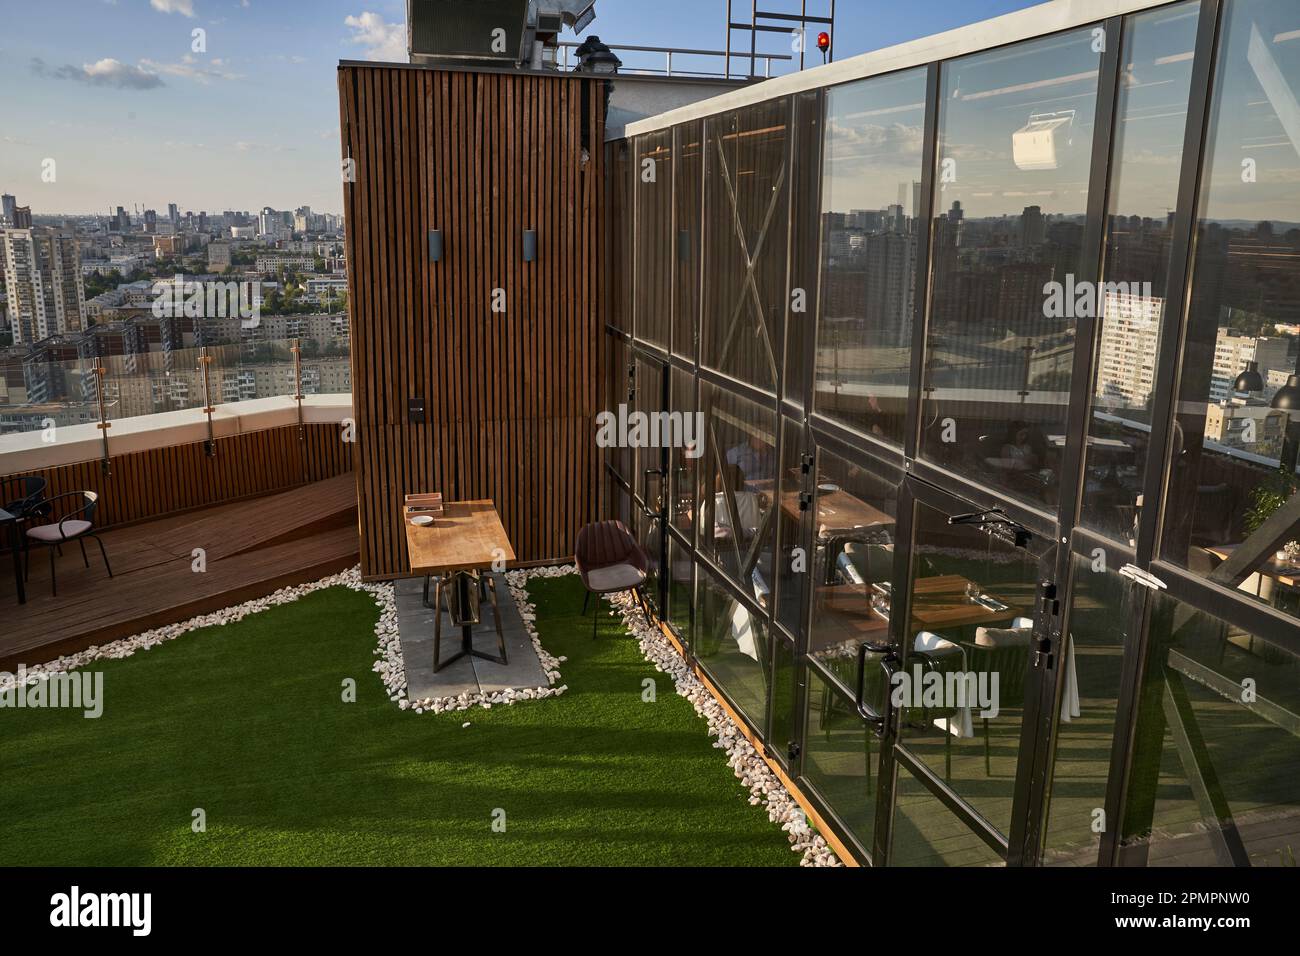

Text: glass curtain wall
xmin=603 ymin=0 xmax=1300 ymax=867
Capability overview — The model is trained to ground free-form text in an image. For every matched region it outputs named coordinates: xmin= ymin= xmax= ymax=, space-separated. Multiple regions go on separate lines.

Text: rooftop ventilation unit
xmin=406 ymin=0 xmax=596 ymax=70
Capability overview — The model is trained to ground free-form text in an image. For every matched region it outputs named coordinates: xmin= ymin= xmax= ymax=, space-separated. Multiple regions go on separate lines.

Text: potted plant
xmin=1245 ymin=467 xmax=1300 ymax=562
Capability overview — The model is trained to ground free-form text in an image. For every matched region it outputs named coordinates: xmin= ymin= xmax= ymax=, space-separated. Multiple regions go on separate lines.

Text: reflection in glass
xmin=695 ymin=565 xmax=770 ymax=728
xmin=668 ymin=535 xmax=694 ymax=643
xmin=1122 ymin=593 xmax=1300 ymax=866
xmin=635 ymin=131 xmax=672 ymax=350
xmin=702 ymin=100 xmax=790 ymax=392
xmin=921 ymin=30 xmax=1102 ymax=508
xmin=610 ymin=140 xmax=633 ymax=332
xmin=698 ymin=383 xmax=778 ymax=605
xmin=774 ymin=418 xmax=810 ymax=637
xmin=674 ymin=121 xmax=703 ymax=359
xmin=804 ymin=672 xmax=879 ymax=854
xmin=633 ymin=358 xmax=664 ymax=608
xmin=1161 ymin=0 xmax=1300 ymax=626
xmin=786 ymin=90 xmax=822 ymax=407
xmin=816 ymin=67 xmax=928 ymax=443
xmin=769 ymin=636 xmax=797 ymax=758
xmin=605 ymin=332 xmax=630 ymax=482
xmin=899 ymin=501 xmax=1042 ymax=838
xmin=890 ymin=766 xmax=1004 ymax=866
xmin=1084 ymin=1 xmax=1199 ymax=542
xmin=669 ymin=367 xmax=697 ymax=542
xmin=1041 ymin=554 xmax=1131 ymax=865
xmin=807 ymin=448 xmax=900 ymax=681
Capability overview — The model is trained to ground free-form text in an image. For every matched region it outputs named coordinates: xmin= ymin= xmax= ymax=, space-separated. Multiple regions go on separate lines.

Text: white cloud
xmin=32 ymin=56 xmax=164 ymax=90
xmin=344 ymin=12 xmax=406 ymax=62
xmin=140 ymin=54 xmax=241 ymax=83
xmin=151 ymin=0 xmax=197 ymax=15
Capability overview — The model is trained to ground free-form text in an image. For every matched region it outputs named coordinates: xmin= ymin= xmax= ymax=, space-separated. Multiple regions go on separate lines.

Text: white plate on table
xmin=409 ymin=515 xmax=434 ymax=527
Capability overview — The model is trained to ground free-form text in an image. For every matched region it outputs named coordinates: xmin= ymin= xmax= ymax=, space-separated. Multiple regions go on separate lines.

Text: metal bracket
xmin=1033 ymin=580 xmax=1060 ymax=668
xmin=949 ymin=507 xmax=1032 ymax=549
xmin=1119 ymin=564 xmax=1168 ymax=591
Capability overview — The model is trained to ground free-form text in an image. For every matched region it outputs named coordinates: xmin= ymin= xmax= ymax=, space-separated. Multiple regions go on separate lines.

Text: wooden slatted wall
xmin=338 ymin=64 xmax=603 ymax=579
xmin=0 ymin=423 xmax=354 ymax=529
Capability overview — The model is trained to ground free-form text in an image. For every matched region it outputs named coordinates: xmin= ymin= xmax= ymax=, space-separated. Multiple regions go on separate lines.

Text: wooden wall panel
xmin=0 ymin=424 xmax=354 ymax=530
xmin=339 ymin=64 xmax=603 ymax=579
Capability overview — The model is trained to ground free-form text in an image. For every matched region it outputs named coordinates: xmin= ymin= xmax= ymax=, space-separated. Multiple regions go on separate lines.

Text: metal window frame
xmin=604 ymin=0 xmax=1297 ymax=869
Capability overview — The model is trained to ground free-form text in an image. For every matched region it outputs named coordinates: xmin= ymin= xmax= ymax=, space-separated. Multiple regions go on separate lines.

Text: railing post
xmin=292 ymin=337 xmax=305 ymax=441
xmin=292 ymin=337 xmax=308 ymax=482
xmin=93 ymin=358 xmax=111 ymax=477
xmin=666 ymin=50 xmax=672 ymax=75
xmin=199 ymin=346 xmax=216 ymax=458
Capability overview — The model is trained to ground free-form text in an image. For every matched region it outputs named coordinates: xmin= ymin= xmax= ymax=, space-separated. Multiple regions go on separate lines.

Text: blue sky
xmin=0 ymin=0 xmax=1046 ymax=216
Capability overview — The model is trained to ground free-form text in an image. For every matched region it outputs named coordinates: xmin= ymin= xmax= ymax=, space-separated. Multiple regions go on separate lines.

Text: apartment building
xmin=0 ymin=226 xmax=87 ymax=345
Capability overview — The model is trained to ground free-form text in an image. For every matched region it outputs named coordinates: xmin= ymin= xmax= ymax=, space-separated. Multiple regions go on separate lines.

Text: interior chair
xmin=575 ymin=519 xmax=649 ymax=639
xmin=818 ymin=644 xmax=890 ymax=788
xmin=965 ymin=618 xmax=1033 ymax=775
xmin=837 ymin=539 xmax=894 ymax=586
xmin=24 ymin=491 xmax=113 ymax=597
xmin=910 ymin=630 xmax=969 ymax=781
xmin=713 ymin=489 xmax=763 ymax=542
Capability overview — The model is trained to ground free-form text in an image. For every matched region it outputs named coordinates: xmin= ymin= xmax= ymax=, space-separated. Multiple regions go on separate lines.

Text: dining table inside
xmin=810 ymin=573 xmax=1027 ymax=653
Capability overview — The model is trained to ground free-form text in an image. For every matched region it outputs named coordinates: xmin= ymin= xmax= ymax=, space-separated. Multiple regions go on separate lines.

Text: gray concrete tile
xmin=394 ymin=571 xmax=550 ymax=701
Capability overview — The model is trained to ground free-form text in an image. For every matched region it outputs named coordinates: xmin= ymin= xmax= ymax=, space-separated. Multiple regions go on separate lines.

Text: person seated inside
xmin=726 ymin=434 xmax=776 ymax=484
xmin=1000 ymin=425 xmax=1039 ymax=472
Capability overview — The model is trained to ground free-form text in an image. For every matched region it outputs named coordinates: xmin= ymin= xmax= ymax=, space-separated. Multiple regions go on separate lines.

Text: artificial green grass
xmin=0 ymin=575 xmax=798 ymax=866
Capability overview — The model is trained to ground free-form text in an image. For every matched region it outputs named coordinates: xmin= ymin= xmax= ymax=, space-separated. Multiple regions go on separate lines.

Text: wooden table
xmin=1205 ymin=544 xmax=1299 ymax=589
xmin=0 ymin=508 xmax=24 ymax=606
xmin=811 ymin=574 xmax=1023 ymax=652
xmin=750 ymin=477 xmax=895 ymax=535
xmin=405 ymin=500 xmax=517 ymax=672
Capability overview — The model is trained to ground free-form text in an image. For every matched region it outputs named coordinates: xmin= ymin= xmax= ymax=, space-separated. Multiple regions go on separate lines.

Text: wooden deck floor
xmin=0 ymin=474 xmax=359 ymax=669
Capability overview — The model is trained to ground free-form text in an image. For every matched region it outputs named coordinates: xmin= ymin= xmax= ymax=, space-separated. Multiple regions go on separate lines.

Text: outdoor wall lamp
xmin=428 ymin=229 xmax=444 ymax=262
xmin=523 ymin=229 xmax=538 ymax=263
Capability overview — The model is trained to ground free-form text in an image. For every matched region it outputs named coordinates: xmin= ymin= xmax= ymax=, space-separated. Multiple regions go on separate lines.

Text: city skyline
xmin=0 ymin=0 xmax=1045 ymax=215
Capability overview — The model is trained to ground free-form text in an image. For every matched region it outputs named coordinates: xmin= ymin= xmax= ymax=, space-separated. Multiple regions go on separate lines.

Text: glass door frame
xmin=875 ymin=473 xmax=1064 ymax=864
xmin=628 ymin=343 xmax=672 ymax=616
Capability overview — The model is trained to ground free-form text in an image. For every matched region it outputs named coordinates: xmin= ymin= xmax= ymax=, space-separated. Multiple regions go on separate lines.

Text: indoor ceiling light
xmin=1012 ymin=110 xmax=1074 ymax=171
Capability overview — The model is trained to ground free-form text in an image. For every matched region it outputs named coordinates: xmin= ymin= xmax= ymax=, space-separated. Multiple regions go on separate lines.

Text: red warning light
xmin=816 ymin=31 xmax=831 ymax=52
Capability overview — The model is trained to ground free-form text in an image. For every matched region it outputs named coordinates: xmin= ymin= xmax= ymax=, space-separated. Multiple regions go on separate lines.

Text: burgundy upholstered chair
xmin=575 ymin=519 xmax=649 ymax=638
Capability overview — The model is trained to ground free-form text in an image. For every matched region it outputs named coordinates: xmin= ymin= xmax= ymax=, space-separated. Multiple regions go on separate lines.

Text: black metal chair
xmin=3 ymin=475 xmax=49 ymax=582
xmin=24 ymin=491 xmax=112 ymax=597
xmin=3 ymin=475 xmax=48 ymax=520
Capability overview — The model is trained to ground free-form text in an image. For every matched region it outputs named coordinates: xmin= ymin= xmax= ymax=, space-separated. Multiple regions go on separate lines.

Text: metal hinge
xmin=1033 ymin=580 xmax=1059 ymax=668
xmin=800 ymin=452 xmax=815 ymax=475
xmin=787 ymin=741 xmax=801 ymax=761
xmin=798 ymin=491 xmax=813 ymax=511
xmin=1118 ymin=564 xmax=1168 ymax=591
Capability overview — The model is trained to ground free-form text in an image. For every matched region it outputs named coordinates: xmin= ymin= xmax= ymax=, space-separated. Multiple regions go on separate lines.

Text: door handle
xmin=642 ymin=468 xmax=665 ymax=519
xmin=855 ymin=640 xmax=899 ymax=737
